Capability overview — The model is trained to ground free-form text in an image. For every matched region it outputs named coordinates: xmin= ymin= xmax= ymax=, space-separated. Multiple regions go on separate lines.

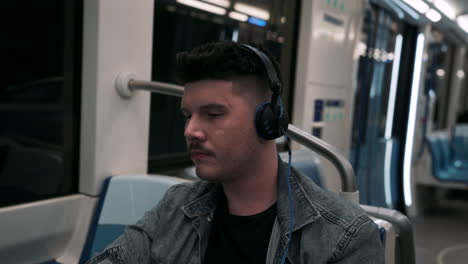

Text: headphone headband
xmin=240 ymin=44 xmax=282 ymax=95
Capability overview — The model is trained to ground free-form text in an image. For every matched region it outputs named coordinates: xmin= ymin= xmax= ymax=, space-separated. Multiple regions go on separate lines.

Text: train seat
xmin=452 ymin=136 xmax=468 ymax=172
xmin=79 ymin=173 xmax=401 ymax=263
xmin=426 ymin=135 xmax=468 ymax=183
xmin=80 ymin=175 xmax=187 ymax=262
xmin=452 ymin=125 xmax=468 ymax=164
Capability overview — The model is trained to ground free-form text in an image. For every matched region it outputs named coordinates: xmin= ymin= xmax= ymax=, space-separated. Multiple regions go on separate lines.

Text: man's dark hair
xmin=175 ymin=41 xmax=281 ymax=99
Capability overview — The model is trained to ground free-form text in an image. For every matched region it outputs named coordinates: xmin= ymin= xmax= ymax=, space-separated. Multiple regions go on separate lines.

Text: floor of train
xmin=413 ymin=189 xmax=468 ymax=264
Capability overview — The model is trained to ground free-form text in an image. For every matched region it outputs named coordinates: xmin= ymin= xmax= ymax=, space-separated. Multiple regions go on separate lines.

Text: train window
xmin=458 ymin=53 xmax=468 ymax=123
xmin=424 ymin=29 xmax=456 ymax=130
xmin=148 ymin=0 xmax=300 ymax=172
xmin=1 ymin=1 xmax=82 ymax=207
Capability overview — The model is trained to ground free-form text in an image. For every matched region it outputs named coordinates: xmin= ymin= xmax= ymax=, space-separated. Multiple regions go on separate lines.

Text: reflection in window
xmin=1 ymin=1 xmax=81 ymax=207
xmin=148 ymin=0 xmax=299 ymax=172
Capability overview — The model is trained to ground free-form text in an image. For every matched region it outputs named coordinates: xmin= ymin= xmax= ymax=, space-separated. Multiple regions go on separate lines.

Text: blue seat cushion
xmin=426 ymin=136 xmax=468 ymax=183
xmin=91 ymin=224 xmax=126 ymax=256
xmin=80 ymin=175 xmax=187 ymax=262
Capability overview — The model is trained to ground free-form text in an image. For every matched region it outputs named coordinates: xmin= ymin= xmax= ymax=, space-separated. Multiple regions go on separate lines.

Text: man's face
xmin=181 ymin=79 xmax=262 ymax=182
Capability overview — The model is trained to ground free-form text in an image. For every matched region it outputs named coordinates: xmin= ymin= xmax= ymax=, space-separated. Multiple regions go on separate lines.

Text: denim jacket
xmin=86 ymin=160 xmax=384 ymax=264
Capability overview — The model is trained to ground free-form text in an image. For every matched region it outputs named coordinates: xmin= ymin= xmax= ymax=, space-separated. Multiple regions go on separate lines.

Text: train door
xmin=350 ymin=3 xmax=412 ymax=210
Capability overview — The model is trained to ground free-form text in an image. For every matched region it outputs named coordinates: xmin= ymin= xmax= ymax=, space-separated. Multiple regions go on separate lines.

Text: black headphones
xmin=240 ymin=44 xmax=289 ymax=140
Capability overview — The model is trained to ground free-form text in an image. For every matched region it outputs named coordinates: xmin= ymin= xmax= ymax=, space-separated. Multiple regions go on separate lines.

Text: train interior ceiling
xmin=1 ymin=0 xmax=468 ymax=263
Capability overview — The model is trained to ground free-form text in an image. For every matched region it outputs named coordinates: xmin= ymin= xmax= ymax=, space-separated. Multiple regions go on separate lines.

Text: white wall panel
xmin=293 ymin=0 xmax=363 ymax=192
xmin=80 ymin=0 xmax=154 ymax=195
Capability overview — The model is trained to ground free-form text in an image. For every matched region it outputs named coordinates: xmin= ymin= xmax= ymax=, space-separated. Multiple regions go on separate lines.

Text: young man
xmin=87 ymin=42 xmax=384 ymax=264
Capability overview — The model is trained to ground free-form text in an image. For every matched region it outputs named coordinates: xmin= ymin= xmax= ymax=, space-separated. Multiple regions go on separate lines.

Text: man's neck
xmin=222 ymin=148 xmax=278 ymax=216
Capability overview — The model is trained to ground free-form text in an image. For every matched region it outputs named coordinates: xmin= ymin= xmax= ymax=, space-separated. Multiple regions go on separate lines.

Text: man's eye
xmin=208 ymin=113 xmax=223 ymax=118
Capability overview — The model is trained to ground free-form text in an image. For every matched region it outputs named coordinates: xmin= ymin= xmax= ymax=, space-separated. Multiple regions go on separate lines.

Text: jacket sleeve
xmin=85 ymin=185 xmax=178 ymax=264
xmin=329 ymin=217 xmax=385 ymax=264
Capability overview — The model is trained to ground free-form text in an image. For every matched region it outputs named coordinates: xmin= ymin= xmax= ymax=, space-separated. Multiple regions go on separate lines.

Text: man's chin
xmin=195 ymin=166 xmax=222 ymax=182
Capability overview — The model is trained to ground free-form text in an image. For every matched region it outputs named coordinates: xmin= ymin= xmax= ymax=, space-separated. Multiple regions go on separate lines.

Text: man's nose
xmin=184 ymin=115 xmax=205 ymax=141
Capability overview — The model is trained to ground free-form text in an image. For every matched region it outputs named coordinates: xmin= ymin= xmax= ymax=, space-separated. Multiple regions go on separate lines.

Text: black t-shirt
xmin=205 ymin=194 xmax=277 ymax=264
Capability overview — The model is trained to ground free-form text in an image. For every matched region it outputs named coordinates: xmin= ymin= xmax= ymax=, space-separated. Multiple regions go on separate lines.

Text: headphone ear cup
xmin=255 ymin=103 xmax=281 ymax=140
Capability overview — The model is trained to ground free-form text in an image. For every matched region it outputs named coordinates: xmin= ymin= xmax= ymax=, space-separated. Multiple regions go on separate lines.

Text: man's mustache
xmin=188 ymin=142 xmax=215 ymax=156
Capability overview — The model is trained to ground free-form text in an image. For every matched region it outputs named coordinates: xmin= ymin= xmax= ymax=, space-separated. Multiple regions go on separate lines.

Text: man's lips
xmin=190 ymin=150 xmax=213 ymax=159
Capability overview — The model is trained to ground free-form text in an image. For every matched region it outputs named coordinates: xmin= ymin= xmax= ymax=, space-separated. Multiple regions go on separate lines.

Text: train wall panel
xmin=292 ymin=0 xmax=363 ymax=192
xmin=80 ymin=0 xmax=154 ymax=195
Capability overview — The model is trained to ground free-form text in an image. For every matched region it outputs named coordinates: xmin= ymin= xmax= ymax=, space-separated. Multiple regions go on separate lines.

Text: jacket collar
xmin=276 ymin=157 xmax=321 ymax=235
xmin=182 ymin=157 xmax=321 ymax=234
xmin=182 ymin=182 xmax=220 ymax=219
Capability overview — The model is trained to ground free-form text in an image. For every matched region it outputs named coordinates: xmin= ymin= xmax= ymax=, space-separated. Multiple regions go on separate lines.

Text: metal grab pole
xmin=122 ymin=78 xmax=356 ymax=193
xmin=286 ymin=125 xmax=356 ymax=192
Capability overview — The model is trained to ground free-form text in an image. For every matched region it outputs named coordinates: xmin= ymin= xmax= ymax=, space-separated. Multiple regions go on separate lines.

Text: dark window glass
xmin=1 ymin=1 xmax=82 ymax=207
xmin=424 ymin=30 xmax=456 ymax=130
xmin=149 ymin=0 xmax=300 ymax=172
xmin=458 ymin=54 xmax=468 ymax=123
